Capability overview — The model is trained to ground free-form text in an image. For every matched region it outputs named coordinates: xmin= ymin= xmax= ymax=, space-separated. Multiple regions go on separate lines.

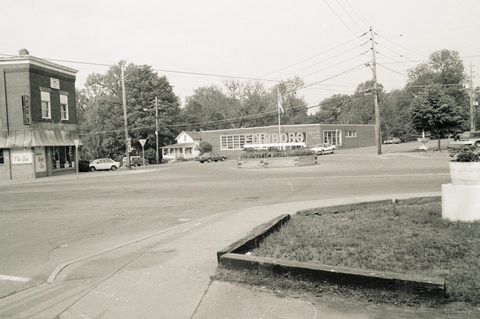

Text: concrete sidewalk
xmin=1 ymin=192 xmax=477 ymax=318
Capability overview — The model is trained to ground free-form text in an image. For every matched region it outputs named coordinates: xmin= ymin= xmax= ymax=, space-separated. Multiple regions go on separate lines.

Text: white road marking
xmin=0 ymin=274 xmax=31 ymax=282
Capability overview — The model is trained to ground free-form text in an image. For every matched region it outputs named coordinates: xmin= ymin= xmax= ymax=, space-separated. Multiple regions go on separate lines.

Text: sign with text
xmin=35 ymin=147 xmax=47 ymax=172
xmin=11 ymin=149 xmax=32 ymax=164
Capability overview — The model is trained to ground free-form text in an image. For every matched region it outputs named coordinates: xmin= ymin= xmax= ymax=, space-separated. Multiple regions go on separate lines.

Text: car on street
xmin=121 ymin=156 xmax=145 ymax=167
xmin=310 ymin=143 xmax=336 ymax=155
xmin=383 ymin=137 xmax=401 ymax=144
xmin=89 ymin=158 xmax=120 ymax=171
xmin=195 ymin=152 xmax=227 ymax=163
xmin=79 ymin=159 xmax=90 ymax=172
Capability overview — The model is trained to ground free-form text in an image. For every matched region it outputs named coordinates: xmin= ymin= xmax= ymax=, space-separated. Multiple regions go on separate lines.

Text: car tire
xmin=208 ymin=159 xmax=212 ymax=163
xmin=222 ymin=157 xmax=226 ymax=161
xmin=200 ymin=161 xmax=204 ymax=163
xmin=475 ymin=141 xmax=480 ymax=147
xmin=90 ymin=167 xmax=96 ymax=172
xmin=111 ymin=166 xmax=117 ymax=171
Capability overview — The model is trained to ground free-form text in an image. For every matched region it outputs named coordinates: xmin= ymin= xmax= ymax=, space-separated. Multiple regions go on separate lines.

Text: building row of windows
xmin=40 ymin=90 xmax=69 ymax=120
xmin=220 ymin=130 xmax=357 ymax=150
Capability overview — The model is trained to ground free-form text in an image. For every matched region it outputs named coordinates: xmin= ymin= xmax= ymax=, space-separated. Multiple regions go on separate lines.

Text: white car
xmin=310 ymin=143 xmax=336 ymax=155
xmin=89 ymin=158 xmax=120 ymax=172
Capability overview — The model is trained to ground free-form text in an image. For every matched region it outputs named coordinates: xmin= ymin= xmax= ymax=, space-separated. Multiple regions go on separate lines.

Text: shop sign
xmin=252 ymin=132 xmax=305 ymax=144
xmin=11 ymin=149 xmax=32 ymax=164
xmin=35 ymin=147 xmax=47 ymax=172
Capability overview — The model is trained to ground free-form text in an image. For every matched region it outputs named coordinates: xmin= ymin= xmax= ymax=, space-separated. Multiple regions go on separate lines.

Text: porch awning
xmin=0 ymin=130 xmax=83 ymax=148
xmin=160 ymin=142 xmax=197 ymax=149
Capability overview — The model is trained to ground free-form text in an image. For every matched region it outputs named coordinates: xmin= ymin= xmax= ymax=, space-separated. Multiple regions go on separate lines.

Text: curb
xmin=217 ymin=212 xmax=446 ymax=300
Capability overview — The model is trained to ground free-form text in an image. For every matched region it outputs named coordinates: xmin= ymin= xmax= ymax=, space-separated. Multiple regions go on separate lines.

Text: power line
xmin=323 ymin=0 xmax=362 ymax=38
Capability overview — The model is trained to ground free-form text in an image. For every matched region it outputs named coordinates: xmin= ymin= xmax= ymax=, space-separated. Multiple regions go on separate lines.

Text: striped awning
xmin=0 ymin=130 xmax=82 ymax=148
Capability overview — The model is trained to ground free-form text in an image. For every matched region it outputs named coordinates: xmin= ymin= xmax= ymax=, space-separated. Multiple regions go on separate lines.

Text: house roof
xmin=175 ymin=130 xmax=201 ymax=141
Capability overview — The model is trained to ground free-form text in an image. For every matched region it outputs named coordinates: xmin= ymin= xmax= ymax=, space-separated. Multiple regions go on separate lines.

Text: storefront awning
xmin=0 ymin=130 xmax=83 ymax=148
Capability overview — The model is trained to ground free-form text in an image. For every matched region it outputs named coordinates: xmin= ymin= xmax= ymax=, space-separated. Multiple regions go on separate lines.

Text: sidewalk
xmin=5 ymin=191 xmax=476 ymax=318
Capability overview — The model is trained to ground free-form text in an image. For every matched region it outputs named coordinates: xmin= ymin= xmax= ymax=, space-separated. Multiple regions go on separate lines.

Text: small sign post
xmin=139 ymin=139 xmax=146 ymax=167
xmin=74 ymin=139 xmax=79 ymax=177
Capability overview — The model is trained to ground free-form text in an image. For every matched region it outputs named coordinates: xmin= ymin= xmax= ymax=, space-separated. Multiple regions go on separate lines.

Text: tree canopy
xmin=76 ymin=61 xmax=181 ymax=161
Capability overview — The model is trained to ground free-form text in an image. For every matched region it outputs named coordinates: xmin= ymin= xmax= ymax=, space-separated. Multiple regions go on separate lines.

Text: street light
xmin=143 ymin=96 xmax=159 ymax=165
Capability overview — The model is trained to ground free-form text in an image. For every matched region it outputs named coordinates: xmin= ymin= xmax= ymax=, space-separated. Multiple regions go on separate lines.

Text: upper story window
xmin=60 ymin=94 xmax=69 ymax=120
xmin=41 ymin=91 xmax=51 ymax=119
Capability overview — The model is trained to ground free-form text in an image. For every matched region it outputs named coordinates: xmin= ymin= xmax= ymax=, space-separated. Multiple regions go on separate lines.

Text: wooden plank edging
xmin=217 ymin=214 xmax=446 ymax=300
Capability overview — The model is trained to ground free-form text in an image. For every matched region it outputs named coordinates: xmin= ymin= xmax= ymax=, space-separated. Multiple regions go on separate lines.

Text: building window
xmin=60 ymin=94 xmax=69 ymax=120
xmin=323 ymin=130 xmax=342 ymax=146
xmin=346 ymin=130 xmax=357 ymax=138
xmin=0 ymin=149 xmax=4 ymax=164
xmin=41 ymin=91 xmax=51 ymax=119
xmin=221 ymin=134 xmax=252 ymax=150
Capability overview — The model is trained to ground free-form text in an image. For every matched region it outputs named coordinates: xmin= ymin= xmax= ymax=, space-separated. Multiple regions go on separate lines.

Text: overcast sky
xmin=1 ymin=0 xmax=479 ymax=112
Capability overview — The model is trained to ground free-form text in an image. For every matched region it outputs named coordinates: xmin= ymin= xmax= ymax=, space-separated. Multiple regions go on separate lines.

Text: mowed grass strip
xmin=251 ymin=197 xmax=480 ymax=305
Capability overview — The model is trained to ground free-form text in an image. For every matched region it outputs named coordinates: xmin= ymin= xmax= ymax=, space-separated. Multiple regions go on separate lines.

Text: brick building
xmin=0 ymin=49 xmax=81 ymax=180
xmin=198 ymin=123 xmax=376 ymax=158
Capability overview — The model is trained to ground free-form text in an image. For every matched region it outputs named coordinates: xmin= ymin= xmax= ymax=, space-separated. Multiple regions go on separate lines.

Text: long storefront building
xmin=199 ymin=123 xmax=376 ymax=158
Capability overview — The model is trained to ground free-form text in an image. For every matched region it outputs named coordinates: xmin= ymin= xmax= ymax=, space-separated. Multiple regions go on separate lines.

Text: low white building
xmin=161 ymin=131 xmax=201 ymax=161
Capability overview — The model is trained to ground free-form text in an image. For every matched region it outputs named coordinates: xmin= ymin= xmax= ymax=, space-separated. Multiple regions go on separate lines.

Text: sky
xmin=1 ymin=0 xmax=479 ymax=113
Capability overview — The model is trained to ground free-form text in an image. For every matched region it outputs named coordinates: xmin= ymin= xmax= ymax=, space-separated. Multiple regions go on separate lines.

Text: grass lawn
xmin=216 ymin=197 xmax=480 ymax=307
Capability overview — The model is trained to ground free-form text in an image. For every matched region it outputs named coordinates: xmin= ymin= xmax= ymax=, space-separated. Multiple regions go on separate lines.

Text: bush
xmin=240 ymin=148 xmax=315 ymax=158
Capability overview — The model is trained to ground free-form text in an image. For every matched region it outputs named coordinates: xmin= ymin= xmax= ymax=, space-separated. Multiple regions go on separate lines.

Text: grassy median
xmin=216 ymin=197 xmax=480 ymax=307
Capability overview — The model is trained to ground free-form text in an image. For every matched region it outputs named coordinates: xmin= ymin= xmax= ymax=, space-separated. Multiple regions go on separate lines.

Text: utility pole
xmin=371 ymin=26 xmax=382 ymax=155
xmin=155 ymin=96 xmax=159 ymax=165
xmin=469 ymin=62 xmax=476 ymax=131
xmin=121 ymin=63 xmax=131 ymax=170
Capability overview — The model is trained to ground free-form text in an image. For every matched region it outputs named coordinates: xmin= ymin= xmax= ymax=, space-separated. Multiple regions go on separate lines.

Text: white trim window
xmin=346 ymin=130 xmax=357 ymax=138
xmin=41 ymin=91 xmax=51 ymax=119
xmin=60 ymin=94 xmax=69 ymax=120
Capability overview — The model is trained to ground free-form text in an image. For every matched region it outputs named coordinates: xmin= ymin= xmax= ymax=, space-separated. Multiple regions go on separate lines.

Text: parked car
xmin=383 ymin=137 xmax=401 ymax=144
xmin=89 ymin=158 xmax=120 ymax=171
xmin=195 ymin=152 xmax=227 ymax=163
xmin=78 ymin=159 xmax=90 ymax=172
xmin=310 ymin=143 xmax=336 ymax=155
xmin=121 ymin=156 xmax=145 ymax=167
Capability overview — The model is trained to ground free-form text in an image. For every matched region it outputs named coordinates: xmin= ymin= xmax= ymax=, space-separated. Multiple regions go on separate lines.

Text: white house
xmin=161 ymin=131 xmax=201 ymax=161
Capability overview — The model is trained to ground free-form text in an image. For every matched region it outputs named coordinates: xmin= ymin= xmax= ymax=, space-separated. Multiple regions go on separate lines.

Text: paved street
xmin=0 ymin=144 xmax=450 ymax=298
xmin=0 ymin=144 xmax=455 ymax=318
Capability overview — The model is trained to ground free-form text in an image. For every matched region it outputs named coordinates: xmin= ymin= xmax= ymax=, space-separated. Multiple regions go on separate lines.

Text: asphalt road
xmin=0 ymin=143 xmax=451 ymax=299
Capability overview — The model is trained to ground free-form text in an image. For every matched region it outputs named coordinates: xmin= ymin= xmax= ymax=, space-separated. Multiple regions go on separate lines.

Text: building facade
xmin=199 ymin=123 xmax=376 ymax=158
xmin=161 ymin=130 xmax=201 ymax=161
xmin=0 ymin=49 xmax=81 ymax=181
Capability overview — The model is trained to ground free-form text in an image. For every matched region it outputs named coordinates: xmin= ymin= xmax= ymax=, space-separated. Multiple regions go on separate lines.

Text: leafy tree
xmin=410 ymin=85 xmax=465 ymax=150
xmin=77 ymin=61 xmax=180 ymax=160
xmin=313 ymin=94 xmax=350 ymax=124
xmin=198 ymin=141 xmax=212 ymax=154
xmin=407 ymin=49 xmax=467 ymax=115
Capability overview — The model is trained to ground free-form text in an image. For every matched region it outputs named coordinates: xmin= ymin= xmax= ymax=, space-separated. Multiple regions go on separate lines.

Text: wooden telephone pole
xmin=371 ymin=27 xmax=381 ymax=155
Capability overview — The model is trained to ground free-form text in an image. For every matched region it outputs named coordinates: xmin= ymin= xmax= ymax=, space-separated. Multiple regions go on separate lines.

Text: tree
xmin=312 ymin=94 xmax=350 ymax=124
xmin=77 ymin=61 xmax=180 ymax=160
xmin=198 ymin=141 xmax=212 ymax=154
xmin=410 ymin=85 xmax=465 ymax=150
xmin=407 ymin=49 xmax=467 ymax=112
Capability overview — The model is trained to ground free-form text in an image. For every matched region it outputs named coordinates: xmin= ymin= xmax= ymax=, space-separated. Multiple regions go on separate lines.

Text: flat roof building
xmin=0 ymin=49 xmax=81 ymax=180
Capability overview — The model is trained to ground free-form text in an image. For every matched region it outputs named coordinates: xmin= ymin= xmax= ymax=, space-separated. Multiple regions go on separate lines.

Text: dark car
xmin=383 ymin=137 xmax=401 ymax=144
xmin=78 ymin=160 xmax=90 ymax=172
xmin=195 ymin=152 xmax=227 ymax=163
